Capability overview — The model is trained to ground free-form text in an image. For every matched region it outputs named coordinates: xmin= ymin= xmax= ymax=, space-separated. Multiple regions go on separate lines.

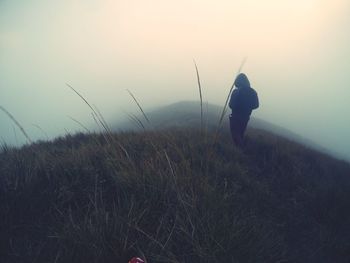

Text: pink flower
xmin=128 ymin=257 xmax=145 ymax=263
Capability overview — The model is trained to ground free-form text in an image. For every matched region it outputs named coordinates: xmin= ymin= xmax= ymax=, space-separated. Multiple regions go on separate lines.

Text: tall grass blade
xmin=67 ymin=116 xmax=90 ymax=133
xmin=127 ymin=112 xmax=145 ymax=130
xmin=67 ymin=84 xmax=111 ymax=138
xmin=32 ymin=124 xmax=49 ymax=140
xmin=217 ymin=57 xmax=247 ymax=128
xmin=0 ymin=105 xmax=32 ymax=144
xmin=67 ymin=84 xmax=96 ymax=114
xmin=193 ymin=60 xmax=203 ymax=134
xmin=93 ymin=104 xmax=112 ymax=134
xmin=126 ymin=89 xmax=150 ymax=124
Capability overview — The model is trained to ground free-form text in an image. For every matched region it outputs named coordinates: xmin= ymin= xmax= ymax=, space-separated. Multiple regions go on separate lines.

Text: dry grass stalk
xmin=126 ymin=89 xmax=150 ymax=125
xmin=0 ymin=105 xmax=32 ymax=144
xmin=193 ymin=60 xmax=203 ymax=134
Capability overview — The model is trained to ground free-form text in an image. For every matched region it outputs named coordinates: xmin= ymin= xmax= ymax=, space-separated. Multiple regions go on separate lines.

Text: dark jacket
xmin=229 ymin=73 xmax=259 ymax=117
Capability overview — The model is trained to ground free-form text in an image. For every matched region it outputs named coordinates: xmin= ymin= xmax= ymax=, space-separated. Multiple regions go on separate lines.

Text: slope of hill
xmin=1 ymin=127 xmax=349 ymax=263
xmin=116 ymin=101 xmax=330 ymax=156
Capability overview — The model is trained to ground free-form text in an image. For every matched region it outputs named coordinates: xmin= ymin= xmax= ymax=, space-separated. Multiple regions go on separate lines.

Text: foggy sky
xmin=1 ymin=0 xmax=350 ymax=161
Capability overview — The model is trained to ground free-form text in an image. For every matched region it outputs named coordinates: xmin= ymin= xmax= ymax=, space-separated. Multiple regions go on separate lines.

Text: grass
xmin=193 ymin=60 xmax=203 ymax=134
xmin=1 ymin=126 xmax=350 ymax=263
xmin=0 ymin=106 xmax=32 ymax=144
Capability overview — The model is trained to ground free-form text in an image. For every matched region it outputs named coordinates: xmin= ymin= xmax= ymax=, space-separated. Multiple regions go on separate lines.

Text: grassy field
xmin=1 ymin=127 xmax=350 ymax=263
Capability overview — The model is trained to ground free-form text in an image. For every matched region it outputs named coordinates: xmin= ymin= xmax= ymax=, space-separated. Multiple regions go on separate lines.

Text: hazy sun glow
xmin=51 ymin=0 xmax=347 ymax=60
xmin=2 ymin=0 xmax=347 ymax=70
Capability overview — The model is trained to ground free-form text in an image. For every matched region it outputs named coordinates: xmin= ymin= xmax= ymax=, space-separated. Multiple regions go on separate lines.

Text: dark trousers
xmin=229 ymin=113 xmax=249 ymax=147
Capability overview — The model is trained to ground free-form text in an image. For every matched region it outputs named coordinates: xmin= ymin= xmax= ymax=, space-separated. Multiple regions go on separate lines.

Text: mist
xmin=1 ymin=0 xmax=350 ymax=161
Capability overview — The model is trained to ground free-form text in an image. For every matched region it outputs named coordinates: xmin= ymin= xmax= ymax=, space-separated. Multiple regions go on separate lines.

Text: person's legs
xmin=239 ymin=116 xmax=250 ymax=143
xmin=229 ymin=114 xmax=242 ymax=146
xmin=230 ymin=114 xmax=249 ymax=147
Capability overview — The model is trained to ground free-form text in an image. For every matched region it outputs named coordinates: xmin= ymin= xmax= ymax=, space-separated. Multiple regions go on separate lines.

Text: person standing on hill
xmin=229 ymin=73 xmax=259 ymax=147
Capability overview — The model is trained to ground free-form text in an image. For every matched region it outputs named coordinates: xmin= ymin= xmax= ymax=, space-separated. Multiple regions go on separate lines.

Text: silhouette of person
xmin=229 ymin=73 xmax=259 ymax=147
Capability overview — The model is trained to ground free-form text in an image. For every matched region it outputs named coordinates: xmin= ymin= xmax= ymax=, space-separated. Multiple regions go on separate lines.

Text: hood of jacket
xmin=234 ymin=73 xmax=250 ymax=88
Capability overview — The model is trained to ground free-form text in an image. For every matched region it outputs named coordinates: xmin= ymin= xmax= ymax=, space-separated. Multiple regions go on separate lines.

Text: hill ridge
xmin=116 ymin=100 xmax=337 ymax=160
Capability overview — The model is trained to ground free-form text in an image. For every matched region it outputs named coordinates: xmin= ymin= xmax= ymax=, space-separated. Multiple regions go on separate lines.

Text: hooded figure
xmin=229 ymin=73 xmax=259 ymax=146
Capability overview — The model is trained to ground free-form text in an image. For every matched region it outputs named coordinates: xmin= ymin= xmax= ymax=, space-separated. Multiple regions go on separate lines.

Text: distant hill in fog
xmin=115 ymin=100 xmax=331 ymax=157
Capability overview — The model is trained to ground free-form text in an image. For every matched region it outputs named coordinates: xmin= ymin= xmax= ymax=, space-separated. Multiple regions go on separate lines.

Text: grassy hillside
xmin=1 ymin=127 xmax=350 ymax=263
